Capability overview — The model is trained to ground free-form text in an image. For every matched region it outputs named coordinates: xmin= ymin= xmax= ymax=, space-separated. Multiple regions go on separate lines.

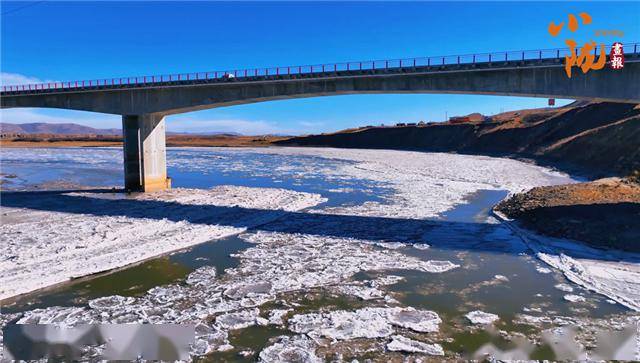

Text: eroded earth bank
xmin=1 ymin=147 xmax=639 ymax=361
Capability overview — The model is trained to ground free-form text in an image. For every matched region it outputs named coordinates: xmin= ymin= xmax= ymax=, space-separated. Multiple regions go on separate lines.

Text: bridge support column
xmin=122 ymin=114 xmax=171 ymax=192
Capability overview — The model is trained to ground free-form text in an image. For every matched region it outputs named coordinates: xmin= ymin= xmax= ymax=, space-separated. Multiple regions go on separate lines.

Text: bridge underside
xmin=2 ymin=59 xmax=638 ymax=192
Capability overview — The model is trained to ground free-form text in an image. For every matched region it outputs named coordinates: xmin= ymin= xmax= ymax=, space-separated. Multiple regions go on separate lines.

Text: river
xmin=1 ymin=147 xmax=638 ymax=361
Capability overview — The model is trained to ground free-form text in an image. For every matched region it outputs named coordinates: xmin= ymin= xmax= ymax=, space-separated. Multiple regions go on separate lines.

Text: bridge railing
xmin=3 ymin=43 xmax=638 ymax=94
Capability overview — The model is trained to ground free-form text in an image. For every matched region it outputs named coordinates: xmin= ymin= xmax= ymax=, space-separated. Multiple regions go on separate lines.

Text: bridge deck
xmin=3 ymin=43 xmax=638 ymax=97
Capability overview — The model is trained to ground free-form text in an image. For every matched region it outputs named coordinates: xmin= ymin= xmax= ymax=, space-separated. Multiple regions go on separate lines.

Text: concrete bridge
xmin=2 ymin=45 xmax=639 ymax=192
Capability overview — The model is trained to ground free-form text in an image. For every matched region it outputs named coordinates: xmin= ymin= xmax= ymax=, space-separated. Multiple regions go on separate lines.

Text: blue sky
xmin=1 ymin=1 xmax=639 ymax=134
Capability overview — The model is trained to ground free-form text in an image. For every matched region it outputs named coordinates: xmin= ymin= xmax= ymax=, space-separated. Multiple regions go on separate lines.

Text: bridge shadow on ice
xmin=1 ymin=188 xmax=630 ymax=261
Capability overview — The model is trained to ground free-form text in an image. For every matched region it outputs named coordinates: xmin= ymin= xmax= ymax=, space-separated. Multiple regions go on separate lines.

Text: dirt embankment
xmin=277 ymin=102 xmax=640 ymax=177
xmin=495 ymin=178 xmax=640 ymax=252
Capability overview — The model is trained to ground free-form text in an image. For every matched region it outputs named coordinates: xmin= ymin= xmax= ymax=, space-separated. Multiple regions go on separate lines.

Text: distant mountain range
xmin=0 ymin=122 xmax=121 ymax=135
xmin=0 ymin=122 xmax=244 ymax=136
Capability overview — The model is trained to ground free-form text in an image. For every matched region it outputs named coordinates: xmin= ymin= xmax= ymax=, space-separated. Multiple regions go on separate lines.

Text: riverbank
xmin=276 ymin=102 xmax=640 ymax=178
xmin=495 ymin=177 xmax=640 ymax=252
xmin=0 ymin=134 xmax=286 ymax=148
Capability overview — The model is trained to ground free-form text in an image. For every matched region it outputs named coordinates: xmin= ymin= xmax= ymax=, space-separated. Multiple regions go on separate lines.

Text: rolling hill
xmin=0 ymin=122 xmax=121 ymax=135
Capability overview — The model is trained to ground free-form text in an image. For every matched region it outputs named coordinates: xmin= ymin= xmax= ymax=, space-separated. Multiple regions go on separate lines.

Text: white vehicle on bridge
xmin=221 ymin=73 xmax=235 ymax=81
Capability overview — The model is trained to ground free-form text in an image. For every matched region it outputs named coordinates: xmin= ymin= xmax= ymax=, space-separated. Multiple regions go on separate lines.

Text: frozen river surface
xmin=1 ymin=147 xmax=639 ymax=361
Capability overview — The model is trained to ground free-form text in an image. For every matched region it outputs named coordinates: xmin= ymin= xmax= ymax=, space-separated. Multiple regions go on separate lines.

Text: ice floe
xmin=235 ymin=231 xmax=458 ymax=297
xmin=413 ymin=243 xmax=431 ymax=250
xmin=563 ymin=294 xmax=586 ymax=303
xmin=495 ymin=210 xmax=640 ymax=312
xmin=192 ymin=323 xmax=231 ymax=355
xmin=186 ymin=266 xmax=217 ymax=286
xmin=334 ymin=284 xmax=386 ymax=300
xmin=539 ymin=252 xmax=640 ymax=311
xmin=88 ymin=295 xmax=136 ymax=310
xmin=493 ymin=274 xmax=509 ymax=282
xmin=251 ymin=147 xmax=573 ymax=219
xmin=0 ymin=186 xmax=326 ymax=299
xmin=536 ymin=266 xmax=553 ymax=274
xmin=465 ymin=310 xmax=500 ymax=325
xmin=267 ymin=309 xmax=293 ymax=326
xmin=216 ymin=308 xmax=261 ymax=330
xmin=289 ymin=307 xmax=441 ymax=340
xmin=258 ymin=335 xmax=322 ymax=363
xmin=555 ymin=283 xmax=574 ymax=293
xmin=1 ymin=223 xmax=453 ymax=358
xmin=386 ymin=335 xmax=444 ymax=355
xmin=373 ymin=275 xmax=405 ymax=286
xmin=375 ymin=242 xmax=408 ymax=250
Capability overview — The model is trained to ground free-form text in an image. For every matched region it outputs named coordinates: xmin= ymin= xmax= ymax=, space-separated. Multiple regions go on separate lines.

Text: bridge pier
xmin=122 ymin=114 xmax=171 ymax=192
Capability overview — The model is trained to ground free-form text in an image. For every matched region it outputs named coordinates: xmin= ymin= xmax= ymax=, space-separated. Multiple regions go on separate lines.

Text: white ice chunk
xmin=383 ymin=307 xmax=441 ymax=333
xmin=563 ymin=294 xmax=586 ymax=303
xmin=465 ymin=310 xmax=500 ymax=325
xmin=267 ymin=309 xmax=292 ymax=326
xmin=17 ymin=307 xmax=95 ymax=327
xmin=375 ymin=242 xmax=407 ymax=250
xmin=88 ymin=295 xmax=136 ymax=310
xmin=216 ymin=308 xmax=261 ymax=330
xmin=0 ymin=186 xmax=326 ymax=300
xmin=335 ymin=285 xmax=386 ymax=300
xmin=555 ymin=283 xmax=574 ymax=293
xmin=258 ymin=335 xmax=322 ymax=363
xmin=288 ymin=307 xmax=440 ymax=340
xmin=373 ymin=275 xmax=405 ymax=286
xmin=288 ymin=308 xmax=395 ymax=340
xmin=186 ymin=266 xmax=217 ymax=286
xmin=536 ymin=266 xmax=553 ymax=274
xmin=192 ymin=323 xmax=230 ymax=355
xmin=386 ymin=335 xmax=444 ymax=355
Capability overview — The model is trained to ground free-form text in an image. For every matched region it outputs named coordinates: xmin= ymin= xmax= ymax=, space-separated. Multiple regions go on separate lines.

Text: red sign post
xmin=610 ymin=42 xmax=624 ymax=70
